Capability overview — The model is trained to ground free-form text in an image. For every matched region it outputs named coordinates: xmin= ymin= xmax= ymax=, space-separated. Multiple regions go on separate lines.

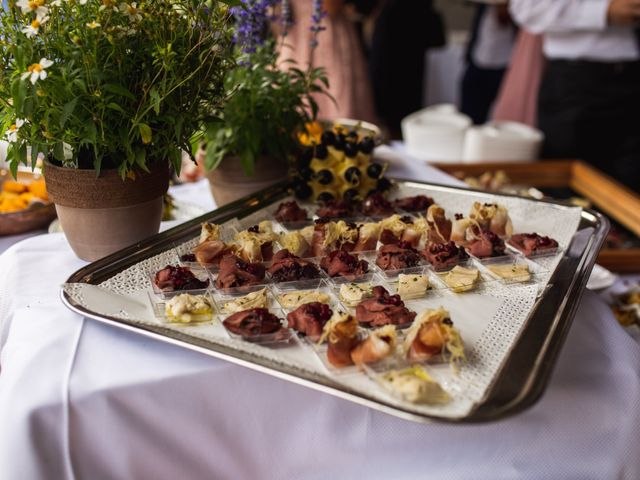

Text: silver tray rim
xmin=60 ymin=179 xmax=609 ymax=424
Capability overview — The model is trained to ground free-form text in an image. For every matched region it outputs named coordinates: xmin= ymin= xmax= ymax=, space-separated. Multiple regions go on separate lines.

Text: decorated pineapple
xmin=293 ymin=122 xmax=387 ymax=202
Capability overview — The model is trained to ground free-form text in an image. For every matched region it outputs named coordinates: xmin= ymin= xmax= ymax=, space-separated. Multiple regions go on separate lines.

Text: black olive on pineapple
xmin=317 ymin=191 xmax=335 ymax=203
xmin=343 ymin=188 xmax=359 ymax=201
xmin=344 ymin=166 xmax=361 ymax=184
xmin=316 ymin=169 xmax=334 ymax=185
xmin=314 ymin=143 xmax=328 ymax=160
xmin=321 ymin=130 xmax=336 ymax=146
xmin=334 ymin=134 xmax=346 ymax=151
xmin=367 ymin=163 xmax=383 ymax=179
xmin=344 ymin=141 xmax=359 ymax=158
xmin=359 ymin=136 xmax=375 ymax=154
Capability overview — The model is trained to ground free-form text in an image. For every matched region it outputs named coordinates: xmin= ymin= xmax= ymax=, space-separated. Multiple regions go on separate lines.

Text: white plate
xmin=48 ymin=200 xmax=207 ymax=234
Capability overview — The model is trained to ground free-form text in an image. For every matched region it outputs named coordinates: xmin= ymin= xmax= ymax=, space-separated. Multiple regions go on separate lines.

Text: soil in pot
xmin=44 ymin=160 xmax=171 ymax=261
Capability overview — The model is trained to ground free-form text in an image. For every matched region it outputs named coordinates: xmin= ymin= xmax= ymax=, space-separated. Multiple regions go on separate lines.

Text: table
xmin=1 ymin=155 xmax=640 ymax=480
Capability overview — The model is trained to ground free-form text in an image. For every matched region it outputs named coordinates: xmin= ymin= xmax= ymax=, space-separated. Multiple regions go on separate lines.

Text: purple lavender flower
xmin=231 ymin=0 xmax=279 ymax=58
xmin=280 ymin=0 xmax=293 ymax=37
xmin=310 ymin=0 xmax=327 ymax=48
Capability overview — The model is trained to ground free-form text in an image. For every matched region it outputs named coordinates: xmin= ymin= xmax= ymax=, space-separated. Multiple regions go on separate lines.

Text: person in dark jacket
xmin=370 ymin=0 xmax=445 ymax=138
xmin=460 ymin=3 xmax=517 ymax=125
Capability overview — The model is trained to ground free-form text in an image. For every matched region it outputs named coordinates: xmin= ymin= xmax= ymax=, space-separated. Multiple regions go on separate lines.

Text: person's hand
xmin=607 ymin=0 xmax=640 ymax=26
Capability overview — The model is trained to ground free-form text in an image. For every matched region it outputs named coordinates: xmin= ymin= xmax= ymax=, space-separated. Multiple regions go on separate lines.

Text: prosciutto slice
xmin=223 ymin=308 xmax=288 ymax=339
xmin=215 ymin=255 xmax=266 ymax=289
xmin=286 ymin=302 xmax=332 ymax=341
xmin=267 ymin=249 xmax=320 ymax=282
xmin=320 ymin=250 xmax=369 ymax=279
xmin=376 ymin=242 xmax=421 ymax=271
xmin=356 ymin=286 xmax=416 ymax=328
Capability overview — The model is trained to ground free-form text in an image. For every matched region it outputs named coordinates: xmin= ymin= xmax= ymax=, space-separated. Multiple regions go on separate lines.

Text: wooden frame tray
xmin=435 ymin=160 xmax=640 ymax=273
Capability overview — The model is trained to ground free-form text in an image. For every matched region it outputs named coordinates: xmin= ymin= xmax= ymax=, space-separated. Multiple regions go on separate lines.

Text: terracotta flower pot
xmin=206 ymin=154 xmax=288 ymax=207
xmin=44 ymin=160 xmax=171 ymax=261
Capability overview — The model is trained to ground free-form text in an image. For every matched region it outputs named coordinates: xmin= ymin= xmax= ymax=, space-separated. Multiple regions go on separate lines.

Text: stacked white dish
xmin=402 ymin=105 xmax=544 ymax=164
xmin=462 ymin=121 xmax=543 ymax=163
xmin=401 ymin=104 xmax=472 ymax=162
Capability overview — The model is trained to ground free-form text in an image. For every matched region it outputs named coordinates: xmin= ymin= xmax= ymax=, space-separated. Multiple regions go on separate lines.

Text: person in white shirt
xmin=510 ymin=0 xmax=640 ymax=192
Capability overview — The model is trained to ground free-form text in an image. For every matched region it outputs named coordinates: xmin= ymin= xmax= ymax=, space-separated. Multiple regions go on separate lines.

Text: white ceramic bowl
xmin=401 ymin=105 xmax=472 ymax=162
xmin=462 ymin=121 xmax=544 ymax=163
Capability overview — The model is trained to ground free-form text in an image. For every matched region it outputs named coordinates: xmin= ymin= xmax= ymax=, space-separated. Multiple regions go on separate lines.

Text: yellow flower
xmin=298 ymin=121 xmax=323 ymax=146
xmin=86 ymin=21 xmax=101 ymax=29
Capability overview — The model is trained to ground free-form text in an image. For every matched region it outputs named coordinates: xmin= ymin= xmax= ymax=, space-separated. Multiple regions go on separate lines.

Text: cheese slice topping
xmin=397 ymin=274 xmax=429 ymax=299
xmin=381 ymin=366 xmax=450 ymax=405
xmin=441 ymin=266 xmax=480 ymax=293
xmin=487 ymin=263 xmax=530 ymax=282
xmin=278 ymin=290 xmax=330 ymax=309
xmin=339 ymin=282 xmax=372 ymax=307
xmin=223 ymin=288 xmax=269 ymax=313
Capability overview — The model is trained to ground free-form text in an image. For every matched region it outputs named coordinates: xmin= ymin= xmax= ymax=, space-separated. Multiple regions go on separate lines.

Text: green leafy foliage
xmin=0 ymin=0 xmax=234 ymax=178
xmin=203 ymin=39 xmax=329 ymax=176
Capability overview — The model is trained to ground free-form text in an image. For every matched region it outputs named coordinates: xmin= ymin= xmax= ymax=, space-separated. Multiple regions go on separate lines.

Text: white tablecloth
xmin=1 ymin=159 xmax=640 ymax=479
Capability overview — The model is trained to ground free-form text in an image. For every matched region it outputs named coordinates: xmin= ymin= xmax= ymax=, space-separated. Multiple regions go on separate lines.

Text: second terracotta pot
xmin=206 ymin=154 xmax=288 ymax=207
xmin=44 ymin=160 xmax=171 ymax=261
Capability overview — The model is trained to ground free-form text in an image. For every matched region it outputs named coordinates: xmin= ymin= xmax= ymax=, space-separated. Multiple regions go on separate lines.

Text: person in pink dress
xmin=278 ymin=0 xmax=376 ymax=123
xmin=492 ymin=30 xmax=545 ymax=128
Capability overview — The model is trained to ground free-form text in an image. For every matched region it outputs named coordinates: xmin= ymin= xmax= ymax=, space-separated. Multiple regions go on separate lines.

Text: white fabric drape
xmin=1 ymin=156 xmax=639 ymax=479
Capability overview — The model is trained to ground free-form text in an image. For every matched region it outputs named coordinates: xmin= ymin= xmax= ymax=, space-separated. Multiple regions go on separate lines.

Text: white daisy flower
xmin=16 ymin=0 xmax=49 ymax=19
xmin=5 ymin=119 xmax=26 ymax=143
xmin=119 ymin=2 xmax=142 ymax=23
xmin=99 ymin=0 xmax=118 ymax=11
xmin=21 ymin=16 xmax=48 ymax=38
xmin=21 ymin=58 xmax=54 ymax=85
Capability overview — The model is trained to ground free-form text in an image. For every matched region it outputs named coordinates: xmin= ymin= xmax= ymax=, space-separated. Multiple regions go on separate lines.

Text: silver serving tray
xmin=61 ymin=180 xmax=609 ymax=423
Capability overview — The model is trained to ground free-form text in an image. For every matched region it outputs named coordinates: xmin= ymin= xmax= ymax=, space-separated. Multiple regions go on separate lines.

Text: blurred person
xmin=492 ymin=30 xmax=545 ymax=127
xmin=460 ymin=3 xmax=518 ymax=125
xmin=279 ymin=0 xmax=376 ymax=122
xmin=511 ymin=0 xmax=640 ymax=192
xmin=369 ymin=0 xmax=445 ymax=138
xmin=344 ymin=0 xmax=379 ymax=57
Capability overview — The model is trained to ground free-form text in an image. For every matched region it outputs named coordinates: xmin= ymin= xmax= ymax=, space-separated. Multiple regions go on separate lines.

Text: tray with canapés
xmin=61 ymin=180 xmax=607 ymax=423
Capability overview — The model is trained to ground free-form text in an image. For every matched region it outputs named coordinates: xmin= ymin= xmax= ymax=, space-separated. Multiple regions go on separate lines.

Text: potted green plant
xmin=201 ymin=0 xmax=329 ymax=206
xmin=0 ymin=0 xmax=234 ymax=260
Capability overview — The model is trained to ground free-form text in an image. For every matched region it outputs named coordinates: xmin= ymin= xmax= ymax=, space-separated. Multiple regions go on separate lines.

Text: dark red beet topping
xmin=154 ymin=265 xmax=209 ymax=291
